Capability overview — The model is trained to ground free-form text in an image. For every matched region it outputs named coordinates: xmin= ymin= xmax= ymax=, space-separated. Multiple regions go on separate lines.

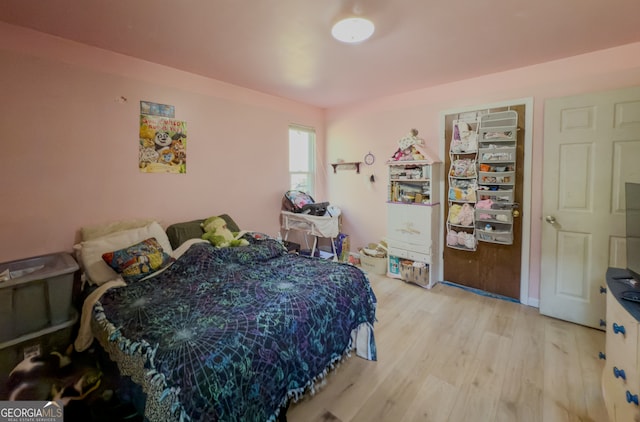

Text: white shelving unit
xmin=386 ymin=160 xmax=441 ymax=289
xmin=387 ymin=161 xmax=438 ymax=205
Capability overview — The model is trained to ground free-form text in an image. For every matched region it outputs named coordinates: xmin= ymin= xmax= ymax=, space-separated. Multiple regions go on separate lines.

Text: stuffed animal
xmin=448 ymin=204 xmax=462 ymax=224
xmin=458 ymin=203 xmax=475 ymax=226
xmin=391 ymin=148 xmax=403 ymax=161
xmin=201 ymin=216 xmax=249 ymax=248
xmin=409 ymin=145 xmax=424 ymax=160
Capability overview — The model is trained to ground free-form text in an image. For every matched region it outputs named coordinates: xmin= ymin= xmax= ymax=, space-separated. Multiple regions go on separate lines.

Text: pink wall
xmin=325 ymin=42 xmax=640 ymax=303
xmin=0 ymin=23 xmax=324 ymax=262
xmin=3 ymin=20 xmax=640 ymax=304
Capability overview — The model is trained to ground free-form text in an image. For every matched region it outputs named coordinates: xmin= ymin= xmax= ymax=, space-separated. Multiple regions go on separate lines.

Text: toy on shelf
xmin=389 ymin=129 xmax=438 ymax=163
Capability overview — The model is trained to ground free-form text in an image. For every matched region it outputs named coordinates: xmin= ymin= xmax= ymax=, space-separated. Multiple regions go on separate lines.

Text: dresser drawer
xmin=387 ymin=245 xmax=430 ymax=263
xmin=606 ymin=290 xmax=640 ymax=417
xmin=607 ymin=292 xmax=640 ymax=378
xmin=604 ymin=370 xmax=640 ymax=421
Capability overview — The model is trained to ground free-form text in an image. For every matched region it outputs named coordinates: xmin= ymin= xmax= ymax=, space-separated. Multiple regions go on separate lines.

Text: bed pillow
xmin=218 ymin=214 xmax=241 ymax=233
xmin=81 ymin=218 xmax=156 ymax=241
xmin=80 ymin=221 xmax=173 ymax=286
xmin=165 ymin=219 xmax=204 ymax=250
xmin=102 ymin=237 xmax=173 ymax=283
xmin=166 ymin=214 xmax=241 ymax=249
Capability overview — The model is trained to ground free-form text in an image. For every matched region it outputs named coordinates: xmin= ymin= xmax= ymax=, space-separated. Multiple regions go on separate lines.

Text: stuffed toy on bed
xmin=201 ymin=216 xmax=249 ymax=248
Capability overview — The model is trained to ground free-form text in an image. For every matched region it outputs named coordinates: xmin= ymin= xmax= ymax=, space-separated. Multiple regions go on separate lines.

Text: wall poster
xmin=139 ymin=114 xmax=187 ymax=174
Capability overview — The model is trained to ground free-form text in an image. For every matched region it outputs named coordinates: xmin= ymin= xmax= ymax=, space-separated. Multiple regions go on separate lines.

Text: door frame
xmin=438 ymin=97 xmax=534 ymax=305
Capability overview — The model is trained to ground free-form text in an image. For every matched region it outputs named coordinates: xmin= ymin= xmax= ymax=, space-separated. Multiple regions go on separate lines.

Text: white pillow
xmin=80 ymin=221 xmax=173 ymax=286
xmin=81 ymin=218 xmax=156 ymax=241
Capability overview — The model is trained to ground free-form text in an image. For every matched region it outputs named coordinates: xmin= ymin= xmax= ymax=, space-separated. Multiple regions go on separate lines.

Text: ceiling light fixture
xmin=331 ymin=17 xmax=375 ymax=43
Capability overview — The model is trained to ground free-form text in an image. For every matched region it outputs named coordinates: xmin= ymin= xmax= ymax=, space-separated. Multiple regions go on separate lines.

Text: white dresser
xmin=603 ymin=268 xmax=640 ymax=421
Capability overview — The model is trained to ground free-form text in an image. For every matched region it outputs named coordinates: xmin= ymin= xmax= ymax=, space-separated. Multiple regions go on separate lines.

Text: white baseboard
xmin=527 ymin=297 xmax=539 ymax=308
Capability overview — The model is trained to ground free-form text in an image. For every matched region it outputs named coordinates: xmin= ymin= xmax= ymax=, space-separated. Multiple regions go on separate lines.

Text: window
xmin=289 ymin=125 xmax=315 ymax=196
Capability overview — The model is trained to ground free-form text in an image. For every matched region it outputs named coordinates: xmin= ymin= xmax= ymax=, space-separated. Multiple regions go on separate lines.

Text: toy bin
xmin=400 ymin=260 xmax=430 ymax=286
xmin=0 ymin=313 xmax=78 ymax=384
xmin=359 ymin=252 xmax=387 ymax=275
xmin=0 ymin=252 xmax=78 ymax=344
xmin=0 ymin=253 xmax=79 ymax=381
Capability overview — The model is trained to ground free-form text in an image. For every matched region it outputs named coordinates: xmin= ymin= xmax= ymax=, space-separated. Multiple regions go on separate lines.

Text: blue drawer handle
xmin=600 ymin=319 xmax=606 ymax=327
xmin=613 ymin=323 xmax=626 ymax=335
xmin=600 ymin=286 xmax=607 ymax=294
xmin=599 ymin=352 xmax=606 ymax=360
xmin=627 ymin=391 xmax=639 ymax=405
xmin=614 ymin=367 xmax=627 ymax=380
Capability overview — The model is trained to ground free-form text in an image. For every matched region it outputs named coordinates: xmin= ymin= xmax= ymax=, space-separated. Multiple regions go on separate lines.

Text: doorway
xmin=439 ymin=99 xmax=532 ymax=302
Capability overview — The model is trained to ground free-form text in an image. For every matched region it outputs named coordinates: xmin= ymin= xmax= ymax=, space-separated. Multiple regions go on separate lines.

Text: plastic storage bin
xmin=0 ymin=313 xmax=78 ymax=383
xmin=0 ymin=252 xmax=78 ymax=344
xmin=0 ymin=253 xmax=79 ymax=381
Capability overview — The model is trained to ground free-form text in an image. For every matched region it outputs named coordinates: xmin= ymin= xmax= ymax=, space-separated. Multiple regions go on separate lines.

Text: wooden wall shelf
xmin=331 ymin=162 xmax=362 ymax=174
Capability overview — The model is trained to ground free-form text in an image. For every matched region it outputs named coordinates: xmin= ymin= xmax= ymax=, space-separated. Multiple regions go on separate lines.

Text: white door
xmin=540 ymin=86 xmax=640 ymax=329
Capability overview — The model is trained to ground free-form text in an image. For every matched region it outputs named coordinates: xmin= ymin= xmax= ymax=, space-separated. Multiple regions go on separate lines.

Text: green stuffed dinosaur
xmin=201 ymin=216 xmax=249 ymax=248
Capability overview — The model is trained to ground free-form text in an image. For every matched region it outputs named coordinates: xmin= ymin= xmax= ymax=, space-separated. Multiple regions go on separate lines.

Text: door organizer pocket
xmin=475 ymin=208 xmax=512 ymax=224
xmin=446 ymin=227 xmax=477 ymax=250
xmin=476 ymin=229 xmax=513 ymax=244
xmin=479 ymin=147 xmax=515 ymax=162
xmin=478 ymin=171 xmax=515 ymax=185
xmin=477 ymin=189 xmax=514 ymax=203
xmin=448 ymin=203 xmax=475 ymax=227
xmin=480 ymin=130 xmax=516 ymax=141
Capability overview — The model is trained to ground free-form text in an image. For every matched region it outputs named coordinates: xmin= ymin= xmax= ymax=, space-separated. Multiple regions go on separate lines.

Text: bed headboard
xmin=166 ymin=214 xmax=240 ymax=249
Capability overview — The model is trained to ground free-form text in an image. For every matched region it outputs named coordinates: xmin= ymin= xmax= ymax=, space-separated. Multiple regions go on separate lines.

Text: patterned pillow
xmin=102 ymin=237 xmax=173 ymax=283
xmin=79 ymin=221 xmax=173 ymax=286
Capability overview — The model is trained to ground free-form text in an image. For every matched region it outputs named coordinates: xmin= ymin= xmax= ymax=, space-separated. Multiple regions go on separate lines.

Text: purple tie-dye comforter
xmin=94 ymin=238 xmax=377 ymax=421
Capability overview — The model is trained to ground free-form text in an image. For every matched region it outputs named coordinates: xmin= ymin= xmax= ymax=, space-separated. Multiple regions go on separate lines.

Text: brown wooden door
xmin=443 ymin=104 xmax=526 ymax=299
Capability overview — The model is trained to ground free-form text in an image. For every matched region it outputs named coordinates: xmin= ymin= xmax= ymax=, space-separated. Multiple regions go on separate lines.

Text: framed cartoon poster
xmin=139 ymin=115 xmax=187 ymax=174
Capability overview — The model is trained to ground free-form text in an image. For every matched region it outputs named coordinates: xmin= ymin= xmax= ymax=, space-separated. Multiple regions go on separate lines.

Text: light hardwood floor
xmin=287 ymin=273 xmax=608 ymax=422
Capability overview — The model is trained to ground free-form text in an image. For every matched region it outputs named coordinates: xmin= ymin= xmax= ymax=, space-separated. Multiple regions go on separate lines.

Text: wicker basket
xmin=400 ymin=260 xmax=430 ymax=286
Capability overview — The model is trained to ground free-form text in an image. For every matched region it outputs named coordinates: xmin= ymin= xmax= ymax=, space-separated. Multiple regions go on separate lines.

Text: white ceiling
xmin=2 ymin=0 xmax=640 ymax=108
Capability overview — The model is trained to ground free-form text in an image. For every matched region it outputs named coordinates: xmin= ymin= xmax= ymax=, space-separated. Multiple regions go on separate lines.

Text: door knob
xmin=512 ymin=210 xmax=520 ymax=218
xmin=545 ymin=215 xmax=556 ymax=224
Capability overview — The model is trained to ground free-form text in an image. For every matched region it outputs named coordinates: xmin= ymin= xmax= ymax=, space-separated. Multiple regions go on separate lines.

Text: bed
xmin=73 ymin=216 xmax=377 ymax=422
